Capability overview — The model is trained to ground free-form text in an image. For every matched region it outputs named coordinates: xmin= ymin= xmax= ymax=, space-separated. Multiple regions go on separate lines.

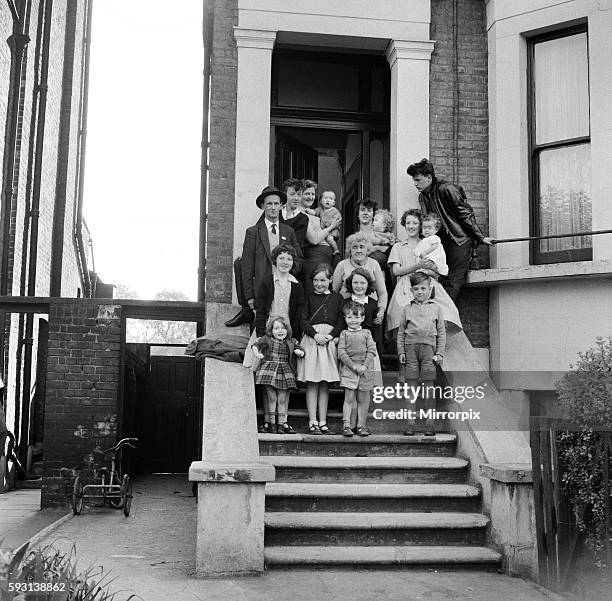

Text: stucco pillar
xmin=232 ymin=28 xmax=277 ymax=266
xmin=189 ymin=303 xmax=275 ymax=577
xmin=386 ymin=40 xmax=435 ymax=229
xmin=589 ymin=12 xmax=612 ymax=263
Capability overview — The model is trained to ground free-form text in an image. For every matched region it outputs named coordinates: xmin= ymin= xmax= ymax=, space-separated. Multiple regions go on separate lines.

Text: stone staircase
xmin=259 ymin=399 xmax=502 ymax=568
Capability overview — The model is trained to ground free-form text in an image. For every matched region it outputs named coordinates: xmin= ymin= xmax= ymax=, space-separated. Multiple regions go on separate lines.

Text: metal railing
xmin=491 ymin=228 xmax=612 ymax=244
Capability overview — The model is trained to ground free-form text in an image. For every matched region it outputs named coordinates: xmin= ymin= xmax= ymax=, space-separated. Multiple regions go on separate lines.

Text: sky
xmin=84 ymin=1 xmax=203 ymax=300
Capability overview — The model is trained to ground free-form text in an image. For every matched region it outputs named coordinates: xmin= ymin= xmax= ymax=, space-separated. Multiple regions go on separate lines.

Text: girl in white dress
xmin=386 ymin=209 xmax=462 ymax=335
xmin=297 ymin=264 xmax=343 ymax=434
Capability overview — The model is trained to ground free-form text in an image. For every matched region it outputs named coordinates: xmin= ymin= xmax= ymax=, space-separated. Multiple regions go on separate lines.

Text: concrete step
xmin=14 ymin=478 xmax=42 ymax=490
xmin=261 ymin=455 xmax=468 ymax=484
xmin=256 ymin=409 xmax=449 ymax=435
xmin=265 ymin=545 xmax=502 ymax=568
xmin=259 ymin=432 xmax=457 ymax=457
xmin=265 ymin=482 xmax=481 ymax=513
xmin=265 ymin=511 xmax=489 ymax=546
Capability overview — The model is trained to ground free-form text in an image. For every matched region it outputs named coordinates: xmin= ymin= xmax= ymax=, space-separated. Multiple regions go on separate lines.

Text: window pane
xmin=277 ymin=59 xmax=359 ymax=110
xmin=538 ymin=143 xmax=591 ymax=253
xmin=534 ymin=33 xmax=589 ymax=145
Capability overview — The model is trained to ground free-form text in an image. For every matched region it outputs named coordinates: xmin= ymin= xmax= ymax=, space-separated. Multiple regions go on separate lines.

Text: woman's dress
xmin=302 ymin=213 xmax=335 ymax=295
xmin=297 ymin=323 xmax=340 ymax=383
xmin=386 ymin=241 xmax=462 ymax=333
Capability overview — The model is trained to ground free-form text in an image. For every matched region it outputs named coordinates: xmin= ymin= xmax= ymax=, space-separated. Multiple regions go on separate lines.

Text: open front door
xmin=274 ymin=130 xmax=318 ymax=184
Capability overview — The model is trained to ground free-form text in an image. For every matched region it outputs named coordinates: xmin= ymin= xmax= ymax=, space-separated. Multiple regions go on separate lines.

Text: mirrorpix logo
xmin=371 ymin=382 xmax=486 ymax=421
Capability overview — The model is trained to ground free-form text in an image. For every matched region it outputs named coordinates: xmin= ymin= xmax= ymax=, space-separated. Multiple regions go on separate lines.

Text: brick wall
xmin=42 ymin=300 xmax=121 ymax=507
xmin=205 ymin=0 xmax=238 ymax=303
xmin=430 ymin=0 xmax=489 ymax=348
xmin=1 ymin=1 xmax=88 ymax=434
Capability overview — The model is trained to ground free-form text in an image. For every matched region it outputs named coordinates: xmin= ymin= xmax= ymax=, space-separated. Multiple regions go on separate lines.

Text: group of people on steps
xmin=225 ymin=158 xmax=493 ymax=437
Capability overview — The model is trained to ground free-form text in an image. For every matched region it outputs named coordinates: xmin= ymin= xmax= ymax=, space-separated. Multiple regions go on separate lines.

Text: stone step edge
xmin=265 ymin=483 xmax=480 ymax=499
xmin=265 ymin=511 xmax=489 ymax=529
xmin=257 ymin=409 xmax=416 ymax=417
xmin=261 ymin=456 xmax=468 ymax=469
xmin=264 ymin=545 xmax=501 ymax=565
xmin=259 ymin=433 xmax=456 ymax=443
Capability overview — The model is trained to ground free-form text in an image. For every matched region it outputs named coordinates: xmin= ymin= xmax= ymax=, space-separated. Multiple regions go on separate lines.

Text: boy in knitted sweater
xmin=397 ymin=272 xmax=445 ymax=436
xmin=337 ymin=301 xmax=377 ymax=437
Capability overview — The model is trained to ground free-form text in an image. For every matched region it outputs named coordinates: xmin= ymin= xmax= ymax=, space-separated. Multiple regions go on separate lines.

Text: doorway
xmin=144 ymin=354 xmax=200 ymax=473
xmin=271 ymin=47 xmax=390 ymax=239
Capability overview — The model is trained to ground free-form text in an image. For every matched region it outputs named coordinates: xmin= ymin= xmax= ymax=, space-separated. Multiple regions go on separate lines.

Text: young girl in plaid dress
xmin=252 ymin=315 xmax=305 ymax=434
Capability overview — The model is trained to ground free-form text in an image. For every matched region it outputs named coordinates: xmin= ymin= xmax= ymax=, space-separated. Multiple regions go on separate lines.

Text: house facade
xmin=0 ymin=0 xmax=93 ymax=470
xmin=205 ymin=0 xmax=612 ymax=412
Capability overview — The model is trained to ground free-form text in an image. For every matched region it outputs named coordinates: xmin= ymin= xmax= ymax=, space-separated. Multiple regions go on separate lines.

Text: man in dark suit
xmin=225 ymin=186 xmax=304 ymax=327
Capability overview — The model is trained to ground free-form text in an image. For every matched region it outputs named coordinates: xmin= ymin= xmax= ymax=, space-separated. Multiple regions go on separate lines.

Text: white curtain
xmin=534 ymin=33 xmax=589 ymax=145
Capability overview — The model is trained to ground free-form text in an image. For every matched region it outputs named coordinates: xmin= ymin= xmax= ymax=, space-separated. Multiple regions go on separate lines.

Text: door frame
xmin=270 ymin=120 xmax=390 ymax=206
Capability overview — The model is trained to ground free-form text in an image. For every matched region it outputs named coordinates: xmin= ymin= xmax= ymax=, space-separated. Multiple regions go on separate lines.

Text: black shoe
xmin=225 ymin=307 xmax=254 ymax=327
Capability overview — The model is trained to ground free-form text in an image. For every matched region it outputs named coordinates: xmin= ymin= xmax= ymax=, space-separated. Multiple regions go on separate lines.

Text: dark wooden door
xmin=145 ymin=356 xmax=200 ymax=473
xmin=274 ymin=129 xmax=318 ymax=184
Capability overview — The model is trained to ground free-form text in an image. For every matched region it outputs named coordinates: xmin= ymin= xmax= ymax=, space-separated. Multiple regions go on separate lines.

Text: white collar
xmin=351 ymin=294 xmax=368 ymax=303
xmin=347 ymin=326 xmax=363 ymax=332
xmin=273 ymin=269 xmax=298 ymax=284
xmin=314 ymin=290 xmax=331 ymax=295
xmin=265 ymin=217 xmax=279 ymax=230
xmin=282 ymin=205 xmax=303 ymax=220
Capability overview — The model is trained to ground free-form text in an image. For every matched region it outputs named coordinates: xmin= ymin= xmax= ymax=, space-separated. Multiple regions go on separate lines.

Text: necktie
xmin=271 ymin=223 xmax=277 ymax=235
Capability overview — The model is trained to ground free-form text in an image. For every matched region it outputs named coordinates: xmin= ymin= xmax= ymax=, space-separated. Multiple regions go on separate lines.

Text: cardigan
xmin=254 ymin=277 xmax=305 ymax=338
xmin=301 ymin=292 xmax=344 ymax=338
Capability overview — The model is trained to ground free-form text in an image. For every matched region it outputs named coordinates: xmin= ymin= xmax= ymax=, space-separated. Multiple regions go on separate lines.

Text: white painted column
xmin=589 ymin=13 xmax=612 ymax=263
xmin=232 ymin=28 xmax=277 ymax=263
xmin=386 ymin=40 xmax=435 ymax=230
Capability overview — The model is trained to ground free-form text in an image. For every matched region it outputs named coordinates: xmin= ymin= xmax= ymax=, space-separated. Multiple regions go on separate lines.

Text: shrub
xmin=556 ymin=336 xmax=612 ymax=565
xmin=0 ymin=541 xmax=141 ymax=600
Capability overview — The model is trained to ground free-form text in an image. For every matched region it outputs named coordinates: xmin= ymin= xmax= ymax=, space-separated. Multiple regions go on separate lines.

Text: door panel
xmin=275 ymin=130 xmax=318 ymax=184
xmin=145 ymin=356 xmax=200 ymax=473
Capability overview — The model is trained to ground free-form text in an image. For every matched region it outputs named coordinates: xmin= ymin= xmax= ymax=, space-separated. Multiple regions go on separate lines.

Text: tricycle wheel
xmin=72 ymin=477 xmax=84 ymax=515
xmin=122 ymin=475 xmax=132 ymax=516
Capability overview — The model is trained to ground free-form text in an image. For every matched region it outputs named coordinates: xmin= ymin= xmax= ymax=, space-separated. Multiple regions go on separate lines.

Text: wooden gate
xmin=531 ymin=417 xmax=612 ymax=591
xmin=144 ymin=356 xmax=201 ymax=473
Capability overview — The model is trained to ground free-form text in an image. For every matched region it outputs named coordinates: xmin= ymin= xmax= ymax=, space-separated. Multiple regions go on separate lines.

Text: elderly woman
xmin=300 ymin=179 xmax=342 ymax=295
xmin=332 ymin=232 xmax=387 ymax=326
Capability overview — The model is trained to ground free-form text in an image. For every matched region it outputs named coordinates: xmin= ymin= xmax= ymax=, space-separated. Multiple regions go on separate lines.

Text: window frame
xmin=527 ymin=24 xmax=592 ymax=264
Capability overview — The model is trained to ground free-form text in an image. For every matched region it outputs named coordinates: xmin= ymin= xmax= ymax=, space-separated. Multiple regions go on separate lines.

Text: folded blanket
xmin=184 ymin=332 xmax=250 ymax=363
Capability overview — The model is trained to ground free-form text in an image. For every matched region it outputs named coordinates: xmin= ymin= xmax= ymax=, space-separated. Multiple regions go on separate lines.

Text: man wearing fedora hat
xmin=225 ymin=185 xmax=304 ymax=327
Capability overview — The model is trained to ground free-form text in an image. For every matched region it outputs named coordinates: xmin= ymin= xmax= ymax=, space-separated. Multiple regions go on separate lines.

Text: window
xmin=528 ymin=27 xmax=592 ymax=264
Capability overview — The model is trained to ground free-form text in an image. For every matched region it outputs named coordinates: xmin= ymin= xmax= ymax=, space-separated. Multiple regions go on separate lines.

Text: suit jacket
xmin=241 ymin=217 xmax=304 ymax=302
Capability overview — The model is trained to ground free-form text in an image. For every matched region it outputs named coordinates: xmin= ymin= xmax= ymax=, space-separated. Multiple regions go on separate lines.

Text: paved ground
xmin=23 ymin=474 xmax=564 ymax=601
xmin=0 ymin=488 xmax=67 ymax=550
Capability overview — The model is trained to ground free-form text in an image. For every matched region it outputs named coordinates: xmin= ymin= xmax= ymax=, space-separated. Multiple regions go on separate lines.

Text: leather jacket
xmin=418 ymin=178 xmax=485 ymax=247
